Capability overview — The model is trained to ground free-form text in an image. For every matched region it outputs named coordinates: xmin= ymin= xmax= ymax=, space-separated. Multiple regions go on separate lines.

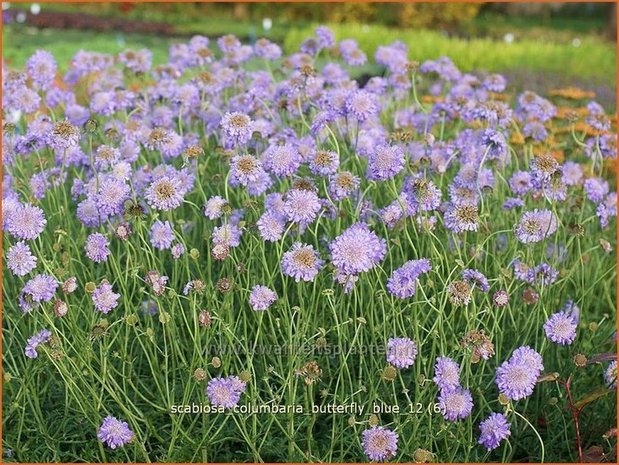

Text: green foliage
xmin=284 ymin=23 xmax=616 ymax=85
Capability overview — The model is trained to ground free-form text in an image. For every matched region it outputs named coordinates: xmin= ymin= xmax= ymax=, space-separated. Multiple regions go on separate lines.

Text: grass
xmin=2 ymin=23 xmax=617 ymax=464
xmin=285 ymin=23 xmax=617 ymax=86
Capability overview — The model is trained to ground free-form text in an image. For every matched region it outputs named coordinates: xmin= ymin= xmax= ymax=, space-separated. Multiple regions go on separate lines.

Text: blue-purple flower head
xmin=6 ymin=202 xmax=46 ymax=240
xmin=478 ymin=413 xmax=511 ymax=451
xmin=97 ymin=416 xmax=135 ymax=449
xmin=544 ymin=301 xmax=578 ymax=345
xmin=515 ymin=209 xmax=558 ymax=244
xmin=386 ymin=337 xmax=417 ymax=369
xmin=6 ymin=241 xmax=37 ymax=276
xmin=495 ymin=346 xmax=543 ymax=401
xmin=462 ymin=268 xmax=489 ymax=293
xmin=444 ymin=202 xmax=480 ymax=233
xmin=283 ymin=188 xmax=321 ymax=226
xmin=362 ymin=426 xmax=398 ymax=461
xmin=23 ymin=274 xmax=57 ymax=305
xmin=309 ymin=149 xmax=339 ymax=176
xmin=605 ymin=361 xmax=617 ymax=390
xmin=26 ymin=50 xmax=57 ymax=90
xmin=257 ymin=210 xmax=285 ymax=242
xmin=346 ymin=89 xmax=378 ymax=123
xmin=145 ymin=175 xmax=185 ymax=211
xmin=24 ymin=329 xmax=52 ymax=359
xmin=367 ymin=144 xmax=405 ymax=181
xmin=263 ymin=143 xmax=301 ymax=178
xmin=433 ymin=356 xmax=461 ymax=392
xmin=221 ymin=112 xmax=253 ymax=149
xmin=92 ymin=281 xmax=120 ymax=314
xmin=330 ymin=223 xmax=386 ymax=276
xmin=85 ymin=233 xmax=110 ymax=263
xmin=207 ymin=375 xmax=247 ymax=408
xmin=438 ymin=386 xmax=473 ymax=421
xmin=282 ymin=242 xmax=323 ymax=282
xmin=249 ymin=285 xmax=277 ymax=311
xmin=387 ymin=258 xmax=431 ymax=299
xmin=150 ymin=220 xmax=175 ymax=250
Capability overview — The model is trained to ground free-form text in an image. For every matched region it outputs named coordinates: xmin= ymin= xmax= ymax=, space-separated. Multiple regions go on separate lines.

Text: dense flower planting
xmin=2 ymin=26 xmax=617 ymax=463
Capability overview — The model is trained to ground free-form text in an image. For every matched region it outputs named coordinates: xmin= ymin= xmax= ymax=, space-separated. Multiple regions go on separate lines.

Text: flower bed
xmin=2 ymin=26 xmax=617 ymax=463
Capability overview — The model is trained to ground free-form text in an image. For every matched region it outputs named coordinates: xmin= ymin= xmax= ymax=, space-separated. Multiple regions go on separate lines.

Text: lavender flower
xmin=150 ymin=221 xmax=175 ymax=250
xmin=263 ymin=143 xmax=301 ymax=177
xmin=92 ymin=282 xmax=120 ymax=314
xmin=145 ymin=176 xmax=184 ymax=211
xmin=24 ymin=329 xmax=52 ymax=359
xmin=220 ymin=112 xmax=253 ymax=148
xmin=544 ymin=310 xmax=578 ymax=345
xmin=386 ymin=337 xmax=417 ymax=369
xmin=97 ymin=416 xmax=135 ymax=449
xmin=282 ymin=242 xmax=323 ymax=282
xmin=6 ymin=241 xmax=37 ymax=276
xmin=478 ymin=413 xmax=511 ymax=451
xmin=329 ymin=223 xmax=386 ymax=275
xmin=23 ymin=274 xmax=57 ymax=303
xmin=283 ymin=189 xmax=321 ymax=226
xmin=85 ymin=233 xmax=111 ymax=263
xmin=361 ymin=426 xmax=398 ymax=461
xmin=257 ymin=211 xmax=286 ymax=242
xmin=249 ymin=285 xmax=277 ymax=311
xmin=367 ymin=144 xmax=405 ymax=181
xmin=515 ymin=209 xmax=558 ymax=244
xmin=438 ymin=386 xmax=474 ymax=421
xmin=462 ymin=268 xmax=490 ymax=292
xmin=204 ymin=196 xmax=228 ymax=220
xmin=433 ymin=356 xmax=461 ymax=391
xmin=496 ymin=346 xmax=543 ymax=401
xmin=387 ymin=259 xmax=431 ymax=299
xmin=605 ymin=361 xmax=617 ymax=390
xmin=207 ymin=375 xmax=247 ymax=408
xmin=444 ymin=203 xmax=480 ymax=233
xmin=6 ymin=203 xmax=46 ymax=240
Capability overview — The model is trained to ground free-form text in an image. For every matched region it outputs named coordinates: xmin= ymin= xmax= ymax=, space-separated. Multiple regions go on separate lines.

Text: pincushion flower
xmin=361 ymin=426 xmax=398 ymax=461
xmin=386 ymin=337 xmax=417 ymax=369
xmin=478 ymin=413 xmax=511 ymax=451
xmin=207 ymin=375 xmax=247 ymax=408
xmin=329 ymin=223 xmax=386 ymax=275
xmin=515 ymin=209 xmax=558 ymax=244
xmin=6 ymin=241 xmax=37 ymax=276
xmin=98 ymin=416 xmax=135 ymax=449
xmin=282 ymin=242 xmax=323 ymax=282
xmin=249 ymin=285 xmax=277 ymax=311
xmin=387 ymin=259 xmax=431 ymax=299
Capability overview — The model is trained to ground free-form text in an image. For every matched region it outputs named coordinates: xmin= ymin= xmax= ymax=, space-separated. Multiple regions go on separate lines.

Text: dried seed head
xmin=239 ymin=370 xmax=252 ymax=383
xmin=368 ymin=414 xmax=379 ymax=427
xmin=53 ymin=299 xmax=68 ymax=318
xmin=84 ymin=281 xmax=96 ymax=293
xmin=62 ymin=276 xmax=78 ymax=294
xmin=413 ymin=448 xmax=433 ymax=463
xmin=194 ymin=368 xmax=207 ymax=381
xmin=383 ymin=365 xmax=398 ymax=381
xmin=523 ymin=287 xmax=539 ymax=305
xmin=573 ymin=354 xmax=588 ymax=367
xmin=212 ymin=243 xmax=229 ymax=261
xmin=448 ymin=280 xmax=472 ymax=306
xmin=216 ymin=277 xmax=233 ymax=293
xmin=198 ymin=310 xmax=212 ymax=327
xmin=211 ymin=356 xmax=222 ymax=368
xmin=115 ymin=223 xmax=132 ymax=240
xmin=295 ymin=361 xmax=322 ymax=385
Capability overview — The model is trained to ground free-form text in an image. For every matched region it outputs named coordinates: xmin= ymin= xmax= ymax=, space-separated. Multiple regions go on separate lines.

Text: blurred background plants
xmin=3 ymin=2 xmax=616 ymax=96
